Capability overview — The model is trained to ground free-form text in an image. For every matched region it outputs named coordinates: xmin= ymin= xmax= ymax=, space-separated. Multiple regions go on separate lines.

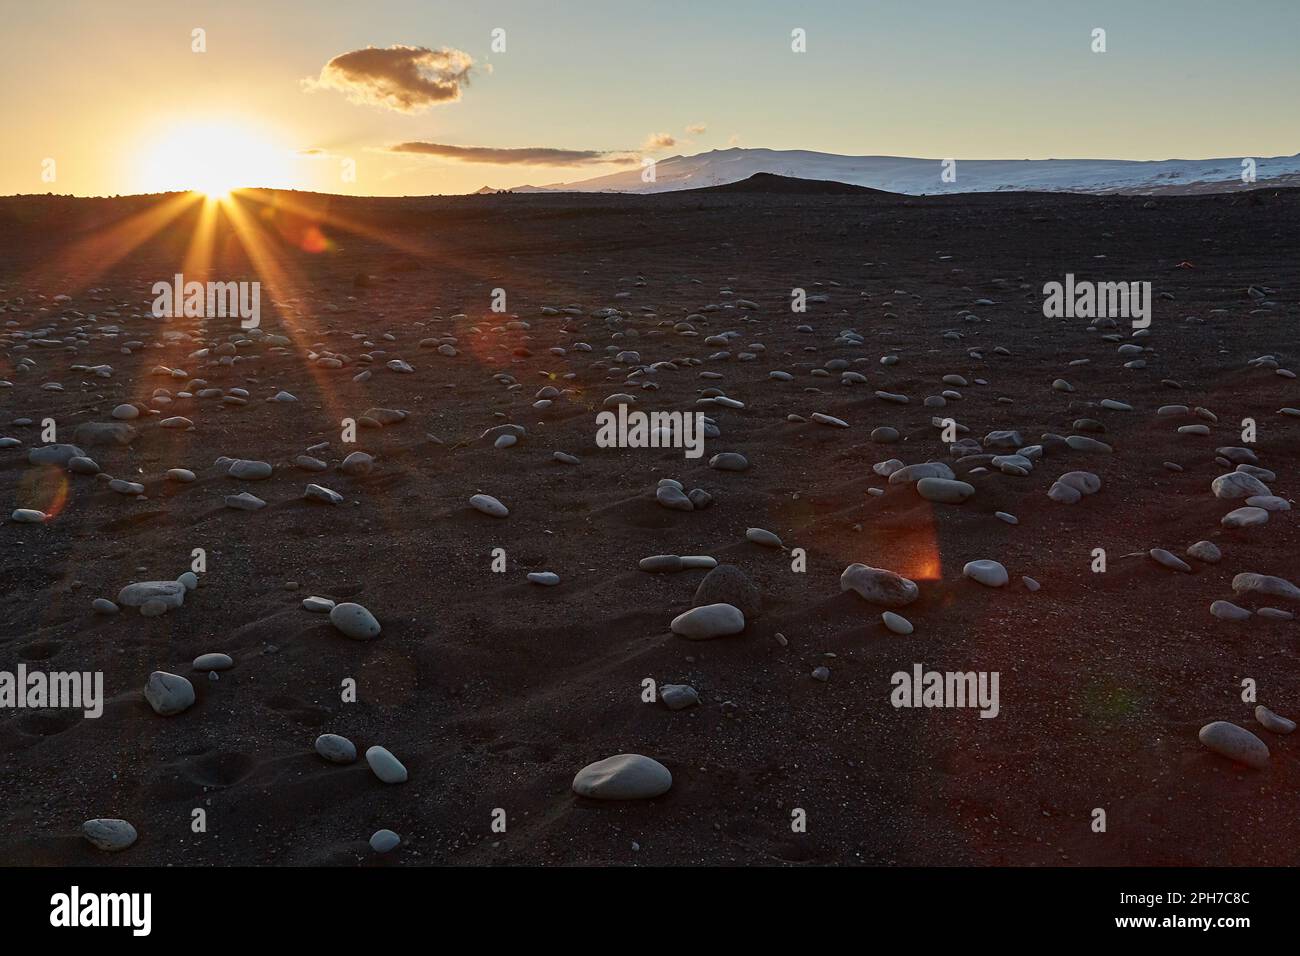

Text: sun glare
xmin=137 ymin=119 xmax=294 ymax=197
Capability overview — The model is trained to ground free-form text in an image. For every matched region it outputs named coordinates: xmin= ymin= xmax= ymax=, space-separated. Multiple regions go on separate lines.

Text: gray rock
xmin=840 ymin=564 xmax=919 ymax=607
xmin=469 ymin=493 xmax=509 ymax=517
xmin=365 ymin=745 xmax=408 ymax=783
xmin=881 ymin=611 xmax=913 ymax=635
xmin=572 ymin=754 xmax=671 ymax=799
xmin=745 ymin=527 xmax=783 ymax=548
xmin=227 ymin=459 xmax=272 ymax=480
xmin=329 ymin=602 xmax=381 ymax=639
xmin=1187 ymin=541 xmax=1221 ymax=563
xmin=1210 ymin=600 xmax=1251 ymax=621
xmin=660 ymin=684 xmax=700 ymax=710
xmin=1148 ymin=549 xmax=1191 ymax=573
xmin=340 ymin=451 xmax=374 ymax=476
xmin=655 ymin=484 xmax=693 ymax=511
xmin=670 ymin=602 xmax=745 ymax=639
xmin=1048 ymin=481 xmax=1082 ymax=504
xmin=916 ymin=477 xmax=974 ymax=503
xmin=1255 ymin=705 xmax=1296 ymax=735
xmin=74 ymin=422 xmax=137 ymax=446
xmin=1211 ymin=472 xmax=1270 ymax=500
xmin=640 ymin=555 xmax=684 ymax=573
xmin=1232 ymin=572 xmax=1300 ymax=603
xmin=1058 ymin=471 xmax=1101 ymax=495
xmin=708 ymin=452 xmax=749 ymax=472
xmin=28 ymin=443 xmax=85 ymax=466
xmin=963 ymin=559 xmax=1009 ymax=587
xmin=1066 ymin=435 xmax=1112 ymax=453
xmin=117 ymin=580 xmax=185 ymax=610
xmin=1222 ymin=506 xmax=1268 ymax=528
xmin=1246 ymin=495 xmax=1290 ymax=512
xmin=370 ymin=829 xmax=401 ymax=853
xmin=108 ymin=478 xmax=144 ymax=495
xmin=143 ymin=671 xmax=195 ymax=716
xmin=693 ymin=565 xmax=761 ymax=619
xmin=315 ymin=733 xmax=357 ymax=763
xmin=887 ymin=462 xmax=955 ymax=485
xmin=192 ymin=653 xmax=233 ymax=671
xmin=82 ymin=818 xmax=137 ymax=852
xmin=1198 ymin=721 xmax=1269 ymax=769
xmin=303 ymin=483 xmax=343 ymax=504
xmin=224 ymin=492 xmax=266 ymax=511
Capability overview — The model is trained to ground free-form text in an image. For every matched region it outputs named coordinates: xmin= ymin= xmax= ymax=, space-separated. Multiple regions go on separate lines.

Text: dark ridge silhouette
xmin=675 ymin=172 xmax=896 ymax=196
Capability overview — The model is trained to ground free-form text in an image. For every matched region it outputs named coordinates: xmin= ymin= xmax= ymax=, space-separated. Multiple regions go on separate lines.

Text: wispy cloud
xmin=642 ymin=132 xmax=677 ymax=151
xmin=385 ymin=142 xmax=639 ymax=166
xmin=303 ymin=45 xmax=473 ymax=113
xmin=685 ymin=123 xmax=707 ymax=135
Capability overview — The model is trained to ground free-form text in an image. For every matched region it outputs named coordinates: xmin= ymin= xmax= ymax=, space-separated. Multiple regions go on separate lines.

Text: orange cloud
xmin=303 ymin=45 xmax=473 ymax=113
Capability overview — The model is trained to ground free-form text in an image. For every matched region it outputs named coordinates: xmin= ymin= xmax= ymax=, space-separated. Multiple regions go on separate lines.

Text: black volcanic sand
xmin=0 ymin=186 xmax=1297 ymax=866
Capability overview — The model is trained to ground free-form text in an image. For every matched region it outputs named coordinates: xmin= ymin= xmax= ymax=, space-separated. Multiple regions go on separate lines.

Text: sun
xmin=137 ymin=119 xmax=294 ymax=197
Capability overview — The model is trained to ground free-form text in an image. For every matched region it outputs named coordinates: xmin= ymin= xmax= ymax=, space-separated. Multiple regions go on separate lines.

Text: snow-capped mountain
xmin=502 ymin=147 xmax=1300 ymax=195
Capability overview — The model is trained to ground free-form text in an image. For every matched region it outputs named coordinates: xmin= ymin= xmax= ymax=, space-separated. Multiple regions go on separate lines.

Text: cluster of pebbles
xmin=1 ymin=212 xmax=1295 ymax=860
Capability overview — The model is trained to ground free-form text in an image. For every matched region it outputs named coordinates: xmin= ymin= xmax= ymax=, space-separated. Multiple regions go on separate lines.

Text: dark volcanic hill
xmin=681 ymin=172 xmax=896 ymax=196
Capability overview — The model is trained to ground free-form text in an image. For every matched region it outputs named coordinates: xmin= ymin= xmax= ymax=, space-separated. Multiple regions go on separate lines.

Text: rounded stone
xmin=469 ymin=493 xmax=509 ymax=517
xmin=315 ymin=733 xmax=357 ymax=764
xmin=1221 ymin=506 xmax=1268 ymax=529
xmin=882 ymin=611 xmax=913 ymax=635
xmin=118 ymin=580 xmax=185 ymax=610
xmin=1148 ymin=549 xmax=1191 ymax=573
xmin=670 ymin=602 xmax=745 ymax=639
xmin=660 ymin=684 xmax=699 ymax=710
xmin=143 ymin=671 xmax=195 ymax=716
xmin=692 ymin=565 xmax=761 ymax=619
xmin=192 ymin=653 xmax=232 ymax=671
xmin=227 ymin=459 xmax=272 ymax=480
xmin=82 ymin=818 xmax=138 ymax=852
xmin=745 ymin=527 xmax=783 ymax=548
xmin=963 ymin=560 xmax=1009 ymax=587
xmin=329 ymin=602 xmax=381 ymax=639
xmin=1255 ymin=705 xmax=1296 ymax=735
xmin=365 ymin=745 xmax=408 ymax=784
xmin=639 ymin=555 xmax=684 ymax=573
xmin=370 ymin=829 xmax=401 ymax=853
xmin=1210 ymin=600 xmax=1251 ymax=621
xmin=916 ymin=477 xmax=975 ymax=503
xmin=572 ymin=754 xmax=672 ymax=800
xmin=708 ymin=452 xmax=749 ymax=472
xmin=1198 ymin=721 xmax=1269 ymax=769
xmin=840 ymin=564 xmax=919 ymax=607
xmin=1211 ymin=472 xmax=1270 ymax=500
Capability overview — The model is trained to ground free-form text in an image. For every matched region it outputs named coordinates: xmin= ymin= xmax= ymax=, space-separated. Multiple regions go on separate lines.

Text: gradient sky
xmin=4 ymin=0 xmax=1298 ymax=197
